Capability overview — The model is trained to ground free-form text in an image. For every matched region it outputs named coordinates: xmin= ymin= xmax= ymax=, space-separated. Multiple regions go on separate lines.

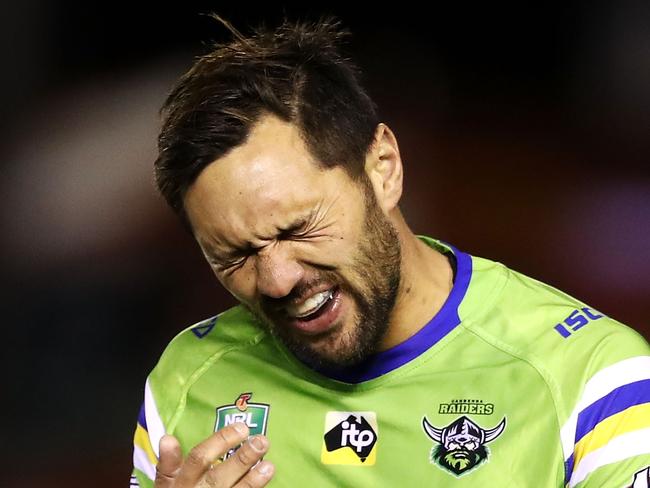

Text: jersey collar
xmin=317 ymin=238 xmax=472 ymax=383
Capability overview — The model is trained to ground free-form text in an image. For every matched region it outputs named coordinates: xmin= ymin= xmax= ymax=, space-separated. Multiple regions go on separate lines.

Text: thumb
xmin=154 ymin=435 xmax=183 ymax=487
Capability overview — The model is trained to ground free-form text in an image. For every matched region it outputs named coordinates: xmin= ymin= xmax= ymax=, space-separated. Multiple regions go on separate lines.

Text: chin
xmin=256 ymin=299 xmax=381 ymax=371
xmin=292 ymin=325 xmax=373 ymax=371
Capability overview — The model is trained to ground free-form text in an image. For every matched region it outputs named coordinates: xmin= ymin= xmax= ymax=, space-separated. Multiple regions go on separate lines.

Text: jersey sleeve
xmin=488 ymin=265 xmax=650 ymax=487
xmin=128 ymin=312 xmax=236 ymax=487
xmin=560 ymin=334 xmax=650 ymax=487
xmin=131 ymin=378 xmax=166 ymax=488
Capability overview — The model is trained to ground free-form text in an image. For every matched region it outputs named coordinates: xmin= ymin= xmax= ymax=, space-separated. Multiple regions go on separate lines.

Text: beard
xmin=250 ymin=178 xmax=401 ymax=372
xmin=433 ymin=444 xmax=488 ymax=476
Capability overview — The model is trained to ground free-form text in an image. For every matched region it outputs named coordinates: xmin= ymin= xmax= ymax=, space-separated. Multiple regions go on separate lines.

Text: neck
xmin=378 ymin=211 xmax=454 ymax=351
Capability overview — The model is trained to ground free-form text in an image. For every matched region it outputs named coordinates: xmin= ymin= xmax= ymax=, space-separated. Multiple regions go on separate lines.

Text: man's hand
xmin=154 ymin=422 xmax=274 ymax=487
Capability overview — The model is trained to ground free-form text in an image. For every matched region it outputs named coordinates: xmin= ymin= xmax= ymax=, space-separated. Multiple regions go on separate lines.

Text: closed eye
xmin=278 ymin=212 xmax=331 ymax=241
xmin=279 ymin=227 xmax=312 ymax=240
xmin=277 ymin=220 xmax=310 ymax=240
xmin=208 ymin=253 xmax=249 ymax=274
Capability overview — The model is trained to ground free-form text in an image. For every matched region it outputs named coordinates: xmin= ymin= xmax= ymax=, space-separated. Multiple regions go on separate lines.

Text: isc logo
xmin=321 ymin=411 xmax=378 ymax=466
xmin=553 ymin=307 xmax=604 ymax=338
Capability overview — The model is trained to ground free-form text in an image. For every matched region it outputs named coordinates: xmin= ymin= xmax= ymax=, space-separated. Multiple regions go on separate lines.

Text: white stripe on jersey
xmin=568 ymin=427 xmax=650 ymax=487
xmin=145 ymin=377 xmax=166 ymax=458
xmin=560 ymin=356 xmax=650 ymax=461
xmin=133 ymin=445 xmax=156 ymax=481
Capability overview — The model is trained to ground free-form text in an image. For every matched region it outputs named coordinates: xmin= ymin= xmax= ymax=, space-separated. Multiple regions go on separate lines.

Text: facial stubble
xmin=256 ymin=182 xmax=402 ymax=372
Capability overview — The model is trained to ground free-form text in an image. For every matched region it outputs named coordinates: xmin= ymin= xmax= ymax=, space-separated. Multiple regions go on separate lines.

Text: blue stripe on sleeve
xmin=137 ymin=402 xmax=147 ymax=430
xmin=574 ymin=378 xmax=650 ymax=443
xmin=565 ymin=454 xmax=575 ymax=486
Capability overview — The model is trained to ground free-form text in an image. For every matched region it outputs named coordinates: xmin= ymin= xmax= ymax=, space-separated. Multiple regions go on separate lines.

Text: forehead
xmin=184 ymin=114 xmax=354 ymax=247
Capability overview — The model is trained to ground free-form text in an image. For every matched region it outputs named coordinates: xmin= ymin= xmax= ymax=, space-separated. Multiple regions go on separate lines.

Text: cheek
xmin=304 ymin=219 xmax=367 ymax=266
xmin=215 ymin=265 xmax=257 ymax=303
xmin=294 ymin=238 xmax=358 ymax=270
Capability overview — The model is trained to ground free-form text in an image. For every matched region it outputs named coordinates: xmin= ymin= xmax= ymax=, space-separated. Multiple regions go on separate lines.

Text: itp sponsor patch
xmin=321 ymin=411 xmax=378 ymax=466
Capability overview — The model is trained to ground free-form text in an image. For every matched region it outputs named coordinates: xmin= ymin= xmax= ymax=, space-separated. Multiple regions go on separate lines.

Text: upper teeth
xmin=287 ymin=289 xmax=333 ymax=318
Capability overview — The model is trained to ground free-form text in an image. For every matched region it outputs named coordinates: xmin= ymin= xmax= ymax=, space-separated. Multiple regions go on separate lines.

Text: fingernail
xmin=250 ymin=435 xmax=266 ymax=451
xmin=233 ymin=422 xmax=247 ymax=434
xmin=257 ymin=461 xmax=273 ymax=476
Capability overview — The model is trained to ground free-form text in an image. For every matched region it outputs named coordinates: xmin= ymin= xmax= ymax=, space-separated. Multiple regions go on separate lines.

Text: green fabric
xmin=132 ymin=237 xmax=650 ymax=487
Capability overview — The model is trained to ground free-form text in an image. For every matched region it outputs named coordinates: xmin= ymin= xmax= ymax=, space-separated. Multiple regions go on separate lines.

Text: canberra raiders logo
xmin=421 ymin=415 xmax=506 ymax=476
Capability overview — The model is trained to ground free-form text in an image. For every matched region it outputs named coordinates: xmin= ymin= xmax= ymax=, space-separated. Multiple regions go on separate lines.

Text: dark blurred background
xmin=1 ymin=1 xmax=648 ymax=486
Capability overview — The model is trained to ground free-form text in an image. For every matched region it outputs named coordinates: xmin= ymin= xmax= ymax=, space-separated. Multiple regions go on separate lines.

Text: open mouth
xmin=292 ymin=288 xmax=336 ymax=320
xmin=285 ymin=287 xmax=342 ymax=335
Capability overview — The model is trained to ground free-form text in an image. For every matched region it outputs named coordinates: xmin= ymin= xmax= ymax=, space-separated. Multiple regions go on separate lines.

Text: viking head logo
xmin=422 ymin=415 xmax=506 ymax=476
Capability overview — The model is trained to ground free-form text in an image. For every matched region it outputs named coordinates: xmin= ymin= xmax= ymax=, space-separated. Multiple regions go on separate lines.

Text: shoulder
xmin=462 ymin=253 xmax=649 ymax=370
xmin=461 ymin=253 xmax=649 ymax=405
xmin=462 ymin=258 xmax=649 ymax=418
xmin=133 ymin=305 xmax=272 ymax=479
xmin=155 ymin=305 xmax=266 ymax=371
xmin=461 ymin=253 xmax=650 ymax=483
xmin=146 ymin=305 xmax=270 ymax=422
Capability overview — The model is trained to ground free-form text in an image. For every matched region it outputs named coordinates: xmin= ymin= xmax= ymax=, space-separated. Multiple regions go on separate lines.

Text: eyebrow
xmin=204 ymin=208 xmax=317 ymax=260
xmin=276 ymin=214 xmax=311 ymax=236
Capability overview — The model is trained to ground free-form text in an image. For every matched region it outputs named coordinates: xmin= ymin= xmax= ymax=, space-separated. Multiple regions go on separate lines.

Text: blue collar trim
xmin=321 ymin=242 xmax=472 ymax=383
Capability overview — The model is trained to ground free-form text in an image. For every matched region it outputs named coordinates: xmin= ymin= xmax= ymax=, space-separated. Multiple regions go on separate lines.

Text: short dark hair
xmin=154 ymin=15 xmax=380 ymax=229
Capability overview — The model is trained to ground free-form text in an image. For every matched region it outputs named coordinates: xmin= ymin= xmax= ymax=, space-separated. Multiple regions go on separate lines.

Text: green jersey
xmin=131 ymin=236 xmax=650 ymax=487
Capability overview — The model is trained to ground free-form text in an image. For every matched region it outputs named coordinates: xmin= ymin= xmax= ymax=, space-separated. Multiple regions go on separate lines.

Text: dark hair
xmin=154 ymin=15 xmax=379 ymax=228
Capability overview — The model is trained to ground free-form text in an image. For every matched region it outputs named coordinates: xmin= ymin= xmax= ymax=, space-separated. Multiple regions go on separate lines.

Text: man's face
xmin=184 ymin=115 xmax=401 ymax=371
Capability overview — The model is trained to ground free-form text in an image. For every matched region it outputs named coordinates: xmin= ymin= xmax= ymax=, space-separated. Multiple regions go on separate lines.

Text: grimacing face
xmin=183 ymin=114 xmax=402 ymax=371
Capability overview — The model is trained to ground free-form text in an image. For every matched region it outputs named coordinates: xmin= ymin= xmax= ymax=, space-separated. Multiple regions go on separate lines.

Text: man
xmin=131 ymin=16 xmax=650 ymax=488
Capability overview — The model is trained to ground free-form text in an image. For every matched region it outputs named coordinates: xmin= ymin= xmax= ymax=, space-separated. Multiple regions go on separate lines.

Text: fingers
xmin=232 ymin=460 xmax=275 ymax=488
xmin=155 ymin=435 xmax=183 ymax=488
xmin=173 ymin=422 xmax=250 ymax=487
xmin=154 ymin=423 xmax=275 ymax=488
xmin=205 ymin=435 xmax=271 ymax=487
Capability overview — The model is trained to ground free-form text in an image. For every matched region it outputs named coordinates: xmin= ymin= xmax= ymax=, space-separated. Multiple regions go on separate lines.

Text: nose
xmin=255 ymin=244 xmax=304 ymax=299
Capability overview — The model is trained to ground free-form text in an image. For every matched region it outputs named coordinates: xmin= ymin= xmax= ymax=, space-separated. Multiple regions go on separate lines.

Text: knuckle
xmin=216 ymin=427 xmax=240 ymax=447
xmin=214 ymin=424 xmax=245 ymax=448
xmin=237 ymin=479 xmax=256 ymax=488
xmin=216 ymin=428 xmax=231 ymax=444
xmin=186 ymin=446 xmax=211 ymax=468
xmin=235 ymin=463 xmax=273 ymax=488
xmin=154 ymin=468 xmax=175 ymax=484
xmin=235 ymin=444 xmax=256 ymax=466
xmin=204 ymin=463 xmax=225 ymax=486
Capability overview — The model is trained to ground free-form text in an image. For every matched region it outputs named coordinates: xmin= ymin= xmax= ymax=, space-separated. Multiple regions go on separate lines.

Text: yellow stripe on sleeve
xmin=573 ymin=402 xmax=650 ymax=468
xmin=134 ymin=424 xmax=159 ymax=466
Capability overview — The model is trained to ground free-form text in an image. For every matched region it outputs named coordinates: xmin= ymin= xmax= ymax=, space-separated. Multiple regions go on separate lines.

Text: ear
xmin=364 ymin=123 xmax=403 ymax=213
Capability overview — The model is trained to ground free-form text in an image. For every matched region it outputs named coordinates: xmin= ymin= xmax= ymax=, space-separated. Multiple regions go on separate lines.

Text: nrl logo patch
xmin=422 ymin=415 xmax=506 ymax=476
xmin=214 ymin=393 xmax=269 ymax=459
